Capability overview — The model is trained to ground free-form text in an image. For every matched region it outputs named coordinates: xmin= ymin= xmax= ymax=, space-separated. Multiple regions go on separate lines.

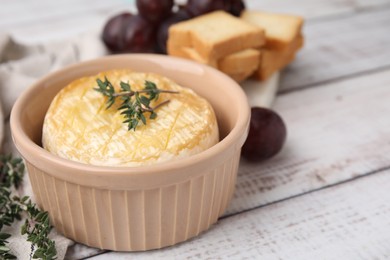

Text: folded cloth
xmin=0 ymin=30 xmax=280 ymax=259
xmin=0 ymin=98 xmax=2 ymax=150
xmin=0 ymin=30 xmax=108 ymax=260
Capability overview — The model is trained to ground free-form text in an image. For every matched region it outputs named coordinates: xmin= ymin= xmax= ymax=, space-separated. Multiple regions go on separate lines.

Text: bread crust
xmin=241 ymin=10 xmax=304 ymax=50
xmin=168 ymin=11 xmax=265 ymax=61
xmin=255 ymin=35 xmax=304 ymax=81
xmin=218 ymin=48 xmax=261 ymax=74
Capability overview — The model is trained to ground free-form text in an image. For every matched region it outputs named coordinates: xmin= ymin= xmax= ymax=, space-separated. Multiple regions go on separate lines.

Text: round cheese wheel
xmin=42 ymin=69 xmax=219 ymax=166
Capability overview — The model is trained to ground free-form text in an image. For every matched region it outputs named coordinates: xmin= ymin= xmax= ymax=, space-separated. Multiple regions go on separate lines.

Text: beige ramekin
xmin=10 ymin=54 xmax=250 ymax=251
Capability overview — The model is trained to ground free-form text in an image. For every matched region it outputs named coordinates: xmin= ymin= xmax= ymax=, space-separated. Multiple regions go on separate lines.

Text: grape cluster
xmin=102 ymin=0 xmax=246 ymax=54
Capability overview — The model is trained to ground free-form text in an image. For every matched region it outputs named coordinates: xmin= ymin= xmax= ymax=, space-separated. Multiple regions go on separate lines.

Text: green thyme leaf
xmin=95 ymin=78 xmax=179 ymax=131
xmin=150 ymin=112 xmax=157 ymax=120
xmin=120 ymin=81 xmax=131 ymax=92
xmin=94 ymin=77 xmax=117 ymax=109
xmin=0 ymin=154 xmax=57 ymax=260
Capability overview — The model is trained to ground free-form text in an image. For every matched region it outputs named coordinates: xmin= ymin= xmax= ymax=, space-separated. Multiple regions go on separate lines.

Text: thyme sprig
xmin=20 ymin=198 xmax=57 ymax=260
xmin=0 ymin=154 xmax=24 ymax=189
xmin=0 ymin=232 xmax=15 ymax=259
xmin=95 ymin=77 xmax=179 ymax=131
xmin=0 ymin=154 xmax=57 ymax=260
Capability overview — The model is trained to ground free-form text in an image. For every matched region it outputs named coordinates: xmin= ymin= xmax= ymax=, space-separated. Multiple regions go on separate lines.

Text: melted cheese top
xmin=42 ymin=69 xmax=219 ymax=166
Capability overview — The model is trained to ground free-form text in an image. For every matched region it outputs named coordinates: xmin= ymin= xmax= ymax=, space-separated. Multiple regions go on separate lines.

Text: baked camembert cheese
xmin=42 ymin=69 xmax=219 ymax=166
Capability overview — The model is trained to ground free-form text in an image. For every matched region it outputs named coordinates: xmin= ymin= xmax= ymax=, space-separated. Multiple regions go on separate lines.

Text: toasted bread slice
xmin=169 ymin=46 xmax=218 ymax=67
xmin=218 ymin=48 xmax=260 ymax=74
xmin=170 ymin=46 xmax=260 ymax=81
xmin=168 ymin=11 xmax=265 ymax=60
xmin=241 ymin=10 xmax=303 ymax=50
xmin=257 ymin=51 xmax=296 ymax=80
xmin=255 ymin=35 xmax=304 ymax=80
xmin=228 ymin=70 xmax=257 ymax=82
xmin=173 ymin=47 xmax=260 ymax=73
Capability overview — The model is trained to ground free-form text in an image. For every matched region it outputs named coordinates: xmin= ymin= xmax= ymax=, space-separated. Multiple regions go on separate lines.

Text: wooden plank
xmin=2 ymin=0 xmax=388 ymax=26
xmin=5 ymin=14 xmax=115 ymax=44
xmin=0 ymin=0 xmax=130 ymax=26
xmin=2 ymin=1 xmax=390 ymax=90
xmin=1 ymin=0 xmax=390 ymax=44
xmin=248 ymin=0 xmax=390 ymax=19
xmin=0 ymin=0 xmax=134 ymax=43
xmin=91 ymin=169 xmax=390 ymax=259
xmin=2 ymin=2 xmax=390 ymax=91
xmin=280 ymin=7 xmax=390 ymax=91
xmin=226 ymin=69 xmax=390 ymax=215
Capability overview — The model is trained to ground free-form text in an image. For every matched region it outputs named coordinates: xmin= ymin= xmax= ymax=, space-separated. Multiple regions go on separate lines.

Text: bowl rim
xmin=10 ymin=54 xmax=250 ymax=188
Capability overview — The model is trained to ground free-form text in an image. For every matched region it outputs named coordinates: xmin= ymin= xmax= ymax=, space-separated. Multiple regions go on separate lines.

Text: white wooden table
xmin=2 ymin=0 xmax=390 ymax=259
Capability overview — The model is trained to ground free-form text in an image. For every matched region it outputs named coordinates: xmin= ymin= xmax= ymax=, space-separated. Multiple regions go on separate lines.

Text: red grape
xmin=224 ymin=0 xmax=246 ymax=16
xmin=136 ymin=0 xmax=174 ymax=23
xmin=241 ymin=107 xmax=287 ymax=162
xmin=156 ymin=9 xmax=191 ymax=54
xmin=102 ymin=12 xmax=133 ymax=52
xmin=123 ymin=15 xmax=157 ymax=53
xmin=186 ymin=0 xmax=225 ymax=17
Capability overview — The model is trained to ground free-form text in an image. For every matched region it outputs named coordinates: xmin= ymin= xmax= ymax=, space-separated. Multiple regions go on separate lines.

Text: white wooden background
xmin=2 ymin=0 xmax=390 ymax=259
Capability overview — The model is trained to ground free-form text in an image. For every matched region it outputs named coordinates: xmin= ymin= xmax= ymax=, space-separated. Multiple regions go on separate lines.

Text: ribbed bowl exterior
xmin=26 ymin=151 xmax=241 ymax=251
xmin=11 ymin=54 xmax=250 ymax=251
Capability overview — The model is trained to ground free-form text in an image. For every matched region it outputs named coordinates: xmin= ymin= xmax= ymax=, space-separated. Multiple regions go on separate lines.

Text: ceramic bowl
xmin=10 ymin=54 xmax=250 ymax=251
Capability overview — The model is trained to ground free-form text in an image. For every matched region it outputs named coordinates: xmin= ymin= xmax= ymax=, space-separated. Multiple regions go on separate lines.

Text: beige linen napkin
xmin=0 ymin=31 xmax=107 ymax=260
xmin=0 ymin=95 xmax=3 ymax=149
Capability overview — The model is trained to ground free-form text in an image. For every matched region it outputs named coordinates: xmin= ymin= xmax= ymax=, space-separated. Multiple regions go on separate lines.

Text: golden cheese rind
xmin=42 ymin=69 xmax=219 ymax=166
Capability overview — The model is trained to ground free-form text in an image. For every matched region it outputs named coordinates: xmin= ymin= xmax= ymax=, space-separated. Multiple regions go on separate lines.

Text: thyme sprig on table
xmin=0 ymin=154 xmax=57 ymax=260
xmin=0 ymin=154 xmax=24 ymax=189
xmin=20 ymin=198 xmax=57 ymax=260
xmin=95 ymin=77 xmax=179 ymax=131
